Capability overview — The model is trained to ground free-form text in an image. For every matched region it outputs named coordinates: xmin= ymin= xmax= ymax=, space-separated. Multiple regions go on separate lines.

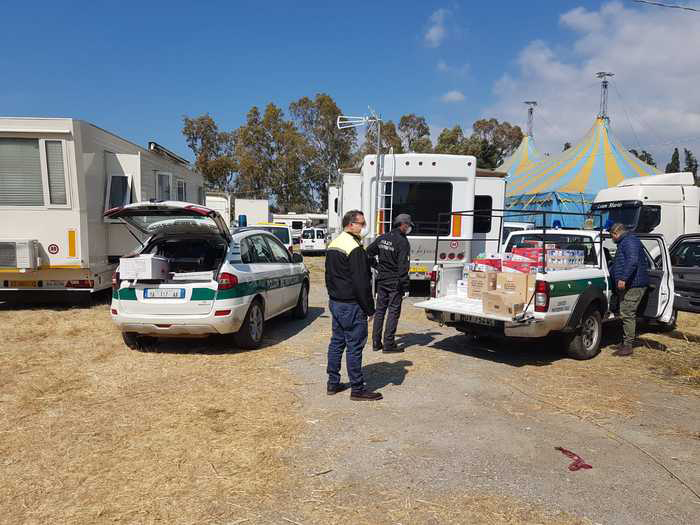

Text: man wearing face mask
xmin=367 ymin=213 xmax=413 ymax=353
xmin=609 ymin=222 xmax=650 ymax=356
xmin=325 ymin=210 xmax=382 ymax=401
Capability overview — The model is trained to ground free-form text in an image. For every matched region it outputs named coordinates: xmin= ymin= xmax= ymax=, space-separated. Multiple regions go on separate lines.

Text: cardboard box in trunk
xmin=496 ymin=272 xmax=535 ymax=303
xmin=119 ymin=254 xmax=169 ymax=280
xmin=482 ymin=291 xmax=525 ymax=317
xmin=467 ymin=271 xmax=497 ymax=299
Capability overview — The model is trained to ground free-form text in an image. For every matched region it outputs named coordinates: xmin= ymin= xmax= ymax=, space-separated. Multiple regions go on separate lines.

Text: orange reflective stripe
xmin=452 ymin=215 xmax=462 ymax=237
xmin=68 ymin=230 xmax=77 ymax=257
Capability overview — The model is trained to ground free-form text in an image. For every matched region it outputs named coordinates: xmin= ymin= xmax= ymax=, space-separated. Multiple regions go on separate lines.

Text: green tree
xmin=182 ymin=114 xmax=237 ymax=191
xmin=471 ymin=118 xmax=524 ymax=169
xmin=683 ymin=148 xmax=698 ymax=176
xmin=563 ymin=142 xmax=572 ymax=151
xmin=629 ymin=149 xmax=656 ymax=167
xmin=434 ymin=125 xmax=480 ymax=156
xmin=234 ymin=104 xmax=315 ymax=212
xmin=398 ymin=114 xmax=432 ymax=153
xmin=666 ymin=147 xmax=680 ymax=173
xmin=289 ymin=93 xmax=356 ymax=211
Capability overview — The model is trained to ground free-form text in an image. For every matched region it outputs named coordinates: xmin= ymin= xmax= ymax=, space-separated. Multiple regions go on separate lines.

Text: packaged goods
xmin=513 ymin=247 xmax=544 ymax=261
xmin=482 ymin=291 xmax=525 ymax=317
xmin=467 ymin=271 xmax=497 ymax=299
xmin=497 ymin=272 xmax=536 ymax=303
xmin=470 ymin=253 xmax=502 ymax=272
xmin=502 ymin=260 xmax=543 ymax=274
xmin=119 ymin=254 xmax=169 ymax=280
xmin=456 ymin=279 xmax=469 ymax=298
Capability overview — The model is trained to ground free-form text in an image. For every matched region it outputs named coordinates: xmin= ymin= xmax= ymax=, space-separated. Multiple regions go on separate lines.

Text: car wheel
xmin=564 ymin=307 xmax=602 ymax=360
xmin=656 ymin=308 xmax=677 ymax=333
xmin=293 ymin=283 xmax=309 ymax=319
xmin=122 ymin=332 xmax=157 ymax=351
xmin=234 ymin=299 xmax=264 ymax=349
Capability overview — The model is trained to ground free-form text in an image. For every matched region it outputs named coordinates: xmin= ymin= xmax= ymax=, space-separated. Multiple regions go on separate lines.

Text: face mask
xmin=360 ymin=226 xmax=369 ymax=238
xmin=405 ymin=226 xmax=412 ymax=235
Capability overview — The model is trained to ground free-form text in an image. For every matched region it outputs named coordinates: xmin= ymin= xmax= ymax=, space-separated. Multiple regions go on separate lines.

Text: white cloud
xmin=437 ymin=59 xmax=469 ymax=76
xmin=425 ymin=8 xmax=449 ymax=48
xmin=441 ymin=90 xmax=465 ymax=103
xmin=486 ymin=1 xmax=700 ymax=165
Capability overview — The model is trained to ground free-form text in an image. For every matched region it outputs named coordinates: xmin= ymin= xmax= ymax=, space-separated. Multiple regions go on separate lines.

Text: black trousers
xmin=372 ymin=282 xmax=403 ymax=349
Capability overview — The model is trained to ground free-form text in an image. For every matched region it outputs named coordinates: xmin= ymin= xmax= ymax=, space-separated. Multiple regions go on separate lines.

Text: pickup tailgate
xmin=415 ymin=296 xmax=533 ymax=324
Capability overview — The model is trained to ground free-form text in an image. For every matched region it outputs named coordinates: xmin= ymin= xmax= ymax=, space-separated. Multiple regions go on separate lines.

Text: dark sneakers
xmin=372 ymin=342 xmax=383 ymax=352
xmin=382 ymin=345 xmax=403 ymax=353
xmin=327 ymin=383 xmax=350 ymax=395
xmin=350 ymin=389 xmax=383 ymax=401
xmin=612 ymin=344 xmax=634 ymax=357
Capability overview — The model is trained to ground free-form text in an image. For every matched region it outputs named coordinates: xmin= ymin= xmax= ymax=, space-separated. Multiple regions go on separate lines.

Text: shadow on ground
xmin=363 ymin=360 xmax=413 ymax=390
xmin=0 ymin=289 xmax=112 ymax=310
xmin=430 ymin=334 xmax=565 ymax=367
xmin=395 ymin=331 xmax=441 ymax=350
xmin=138 ymin=306 xmax=325 ymax=355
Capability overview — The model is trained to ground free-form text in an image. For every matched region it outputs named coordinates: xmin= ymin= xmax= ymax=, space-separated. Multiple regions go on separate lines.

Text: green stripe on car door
xmin=549 ymin=277 xmax=607 ymax=297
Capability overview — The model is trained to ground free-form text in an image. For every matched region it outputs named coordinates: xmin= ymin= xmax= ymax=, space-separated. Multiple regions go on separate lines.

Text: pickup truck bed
xmin=415 ymin=296 xmax=534 ymax=323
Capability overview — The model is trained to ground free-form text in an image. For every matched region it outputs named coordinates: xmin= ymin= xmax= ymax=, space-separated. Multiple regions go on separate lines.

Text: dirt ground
xmin=1 ymin=255 xmax=698 ymax=524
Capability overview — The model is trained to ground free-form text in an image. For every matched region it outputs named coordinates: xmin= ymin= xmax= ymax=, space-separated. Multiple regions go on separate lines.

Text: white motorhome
xmin=0 ymin=117 xmax=204 ymax=302
xmin=272 ymin=213 xmax=309 ymax=242
xmin=333 ymin=154 xmax=506 ymax=280
xmin=592 ymin=172 xmax=700 ymax=247
xmin=234 ymin=198 xmax=269 ymax=227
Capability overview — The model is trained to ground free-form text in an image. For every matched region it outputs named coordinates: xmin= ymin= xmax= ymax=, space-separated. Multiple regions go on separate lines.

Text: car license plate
xmin=144 ymin=288 xmax=185 ymax=299
xmin=10 ymin=281 xmax=37 ymax=288
xmin=461 ymin=314 xmax=496 ymax=327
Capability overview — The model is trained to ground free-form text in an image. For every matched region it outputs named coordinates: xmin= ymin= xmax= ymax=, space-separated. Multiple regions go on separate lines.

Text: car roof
xmin=231 ymin=227 xmax=279 ymax=238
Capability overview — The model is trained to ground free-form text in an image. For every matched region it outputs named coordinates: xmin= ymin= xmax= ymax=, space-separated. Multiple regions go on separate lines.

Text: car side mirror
xmin=670 ymin=255 xmax=679 ymax=266
xmin=292 ymin=253 xmax=303 ymax=263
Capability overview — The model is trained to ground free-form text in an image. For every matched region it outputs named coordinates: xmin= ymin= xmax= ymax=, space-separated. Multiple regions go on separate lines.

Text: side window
xmin=239 ymin=238 xmax=253 ymax=264
xmin=640 ymin=238 xmax=664 ymax=270
xmin=157 ymin=172 xmax=172 ymax=200
xmin=317 ymin=230 xmax=325 ymax=240
xmin=176 ymin=180 xmax=186 ymax=201
xmin=671 ymin=240 xmax=700 ymax=267
xmin=474 ymin=195 xmax=493 ymax=234
xmin=249 ymin=235 xmax=274 ymax=263
xmin=105 ymin=174 xmax=131 ymax=211
xmin=265 ymin=236 xmax=291 ymax=263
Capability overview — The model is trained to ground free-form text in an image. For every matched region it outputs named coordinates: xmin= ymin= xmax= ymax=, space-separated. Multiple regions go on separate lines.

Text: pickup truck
xmin=415 ymin=229 xmax=676 ymax=359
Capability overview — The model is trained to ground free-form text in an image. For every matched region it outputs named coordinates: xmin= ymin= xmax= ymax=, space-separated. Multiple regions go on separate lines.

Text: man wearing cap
xmin=367 ymin=213 xmax=413 ymax=353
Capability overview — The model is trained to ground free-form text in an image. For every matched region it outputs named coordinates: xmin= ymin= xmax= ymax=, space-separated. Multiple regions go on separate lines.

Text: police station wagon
xmin=105 ymin=202 xmax=309 ymax=350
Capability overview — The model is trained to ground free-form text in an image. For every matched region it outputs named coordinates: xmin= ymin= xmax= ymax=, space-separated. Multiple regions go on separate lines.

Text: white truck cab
xmin=416 ymin=227 xmax=675 ymax=360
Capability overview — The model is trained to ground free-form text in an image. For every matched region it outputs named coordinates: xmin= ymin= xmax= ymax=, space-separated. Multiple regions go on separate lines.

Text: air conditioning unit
xmin=0 ymin=240 xmax=39 ymax=270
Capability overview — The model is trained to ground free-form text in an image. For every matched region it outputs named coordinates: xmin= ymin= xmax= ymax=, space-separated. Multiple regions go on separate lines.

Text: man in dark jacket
xmin=609 ymin=223 xmax=650 ymax=356
xmin=367 ymin=213 xmax=412 ymax=353
xmin=325 ymin=210 xmax=382 ymax=401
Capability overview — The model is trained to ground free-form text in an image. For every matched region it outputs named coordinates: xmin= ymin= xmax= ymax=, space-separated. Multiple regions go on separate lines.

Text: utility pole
xmin=596 ymin=72 xmax=614 ymax=120
xmin=524 ymin=101 xmax=537 ymax=137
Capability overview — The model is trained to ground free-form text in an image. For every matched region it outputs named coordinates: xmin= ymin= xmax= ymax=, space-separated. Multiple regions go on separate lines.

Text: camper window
xmin=157 ymin=172 xmax=172 ymax=201
xmin=391 ymin=181 xmax=452 ymax=236
xmin=177 ymin=180 xmax=187 ymax=201
xmin=105 ymin=174 xmax=132 ymax=211
xmin=474 ymin=195 xmax=493 ymax=234
xmin=45 ymin=141 xmax=67 ymax=205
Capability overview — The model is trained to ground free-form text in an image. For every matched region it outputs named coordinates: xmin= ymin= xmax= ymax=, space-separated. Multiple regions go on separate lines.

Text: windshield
xmin=257 ymin=226 xmax=290 ymax=244
xmin=302 ymin=230 xmax=315 ymax=239
xmin=127 ymin=215 xmax=220 ymax=235
xmin=505 ymin=233 xmax=599 ymax=265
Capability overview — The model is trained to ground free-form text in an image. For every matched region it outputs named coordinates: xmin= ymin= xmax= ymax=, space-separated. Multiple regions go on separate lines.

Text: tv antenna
xmin=524 ymin=101 xmax=537 ymax=137
xmin=596 ymin=72 xmax=614 ymax=120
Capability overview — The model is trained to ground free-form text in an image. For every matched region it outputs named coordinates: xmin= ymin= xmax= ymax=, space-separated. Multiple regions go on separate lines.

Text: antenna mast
xmin=596 ymin=72 xmax=614 ymax=120
xmin=523 ymin=101 xmax=537 ymax=137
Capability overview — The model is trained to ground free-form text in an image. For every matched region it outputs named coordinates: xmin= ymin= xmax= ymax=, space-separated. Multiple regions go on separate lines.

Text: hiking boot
xmin=612 ymin=344 xmax=633 ymax=357
xmin=350 ymin=389 xmax=383 ymax=401
xmin=372 ymin=342 xmax=383 ymax=352
xmin=327 ymin=383 xmax=350 ymax=395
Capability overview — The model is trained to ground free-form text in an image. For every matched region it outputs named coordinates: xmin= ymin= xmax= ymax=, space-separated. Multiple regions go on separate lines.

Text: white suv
xmin=105 ymin=202 xmax=309 ymax=350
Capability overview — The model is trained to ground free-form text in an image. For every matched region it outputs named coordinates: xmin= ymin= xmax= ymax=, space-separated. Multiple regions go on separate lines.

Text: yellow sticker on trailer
xmin=410 ymin=266 xmax=428 ymax=274
xmin=10 ymin=281 xmax=37 ymax=288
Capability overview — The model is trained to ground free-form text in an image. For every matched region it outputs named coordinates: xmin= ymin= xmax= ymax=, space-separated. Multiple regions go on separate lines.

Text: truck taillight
xmin=66 ymin=280 xmax=94 ymax=289
xmin=112 ymin=271 xmax=120 ymax=291
xmin=430 ymin=269 xmax=439 ymax=298
xmin=439 ymin=253 xmax=446 ymax=260
xmin=534 ymin=279 xmax=549 ymax=312
xmin=217 ymin=272 xmax=239 ymax=290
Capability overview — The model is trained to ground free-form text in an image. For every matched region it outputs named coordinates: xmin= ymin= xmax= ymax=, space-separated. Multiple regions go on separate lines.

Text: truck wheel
xmin=565 ymin=308 xmax=602 ymax=360
xmin=656 ymin=309 xmax=677 ymax=333
xmin=292 ymin=283 xmax=309 ymax=319
xmin=234 ymin=299 xmax=265 ymax=349
xmin=122 ymin=332 xmax=157 ymax=351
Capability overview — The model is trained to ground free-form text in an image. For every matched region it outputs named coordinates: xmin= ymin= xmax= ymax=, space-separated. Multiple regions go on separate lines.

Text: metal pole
xmin=375 ymin=119 xmax=382 ymax=235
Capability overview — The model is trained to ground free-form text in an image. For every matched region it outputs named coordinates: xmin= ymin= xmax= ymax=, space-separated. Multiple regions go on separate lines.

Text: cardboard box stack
xmin=467 ymin=271 xmax=497 ymax=299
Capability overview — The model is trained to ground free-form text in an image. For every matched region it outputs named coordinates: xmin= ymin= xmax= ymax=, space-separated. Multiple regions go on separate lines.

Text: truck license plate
xmin=410 ymin=265 xmax=428 ymax=274
xmin=10 ymin=281 xmax=37 ymax=288
xmin=144 ymin=288 xmax=185 ymax=299
xmin=461 ymin=314 xmax=496 ymax=327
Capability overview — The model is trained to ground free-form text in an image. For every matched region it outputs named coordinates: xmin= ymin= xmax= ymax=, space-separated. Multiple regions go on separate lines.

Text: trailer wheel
xmin=234 ymin=299 xmax=265 ymax=349
xmin=564 ymin=307 xmax=602 ymax=360
xmin=122 ymin=332 xmax=157 ymax=351
xmin=292 ymin=282 xmax=309 ymax=319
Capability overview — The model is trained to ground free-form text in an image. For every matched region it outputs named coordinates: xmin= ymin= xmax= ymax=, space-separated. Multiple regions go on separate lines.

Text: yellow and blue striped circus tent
xmin=505 ymin=117 xmax=659 ymax=227
xmin=498 ymin=135 xmax=542 ymax=176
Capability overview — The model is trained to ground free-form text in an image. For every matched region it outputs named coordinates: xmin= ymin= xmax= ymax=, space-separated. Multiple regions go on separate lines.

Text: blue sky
xmin=3 ymin=1 xmax=698 ymax=165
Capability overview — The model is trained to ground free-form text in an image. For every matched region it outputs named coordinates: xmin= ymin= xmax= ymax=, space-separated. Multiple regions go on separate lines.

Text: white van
xmin=301 ymin=227 xmax=326 ymax=254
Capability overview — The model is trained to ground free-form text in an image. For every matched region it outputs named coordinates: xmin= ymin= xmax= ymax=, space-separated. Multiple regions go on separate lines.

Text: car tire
xmin=122 ymin=332 xmax=157 ymax=351
xmin=234 ymin=299 xmax=265 ymax=349
xmin=656 ymin=308 xmax=678 ymax=332
xmin=293 ymin=283 xmax=309 ymax=319
xmin=564 ymin=307 xmax=602 ymax=360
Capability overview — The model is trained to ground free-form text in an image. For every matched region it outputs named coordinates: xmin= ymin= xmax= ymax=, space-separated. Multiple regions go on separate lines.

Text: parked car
xmin=105 ymin=202 xmax=309 ymax=350
xmin=253 ymin=223 xmax=295 ymax=253
xmin=668 ymin=233 xmax=700 ymax=320
xmin=300 ymin=227 xmax=326 ymax=254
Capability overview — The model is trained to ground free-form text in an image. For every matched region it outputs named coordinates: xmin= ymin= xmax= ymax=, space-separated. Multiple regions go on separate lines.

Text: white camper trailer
xmin=592 ymin=172 xmax=700 ymax=247
xmin=0 ymin=117 xmax=204 ymax=302
xmin=205 ymin=193 xmax=231 ymax=226
xmin=332 ymin=154 xmax=506 ymax=280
